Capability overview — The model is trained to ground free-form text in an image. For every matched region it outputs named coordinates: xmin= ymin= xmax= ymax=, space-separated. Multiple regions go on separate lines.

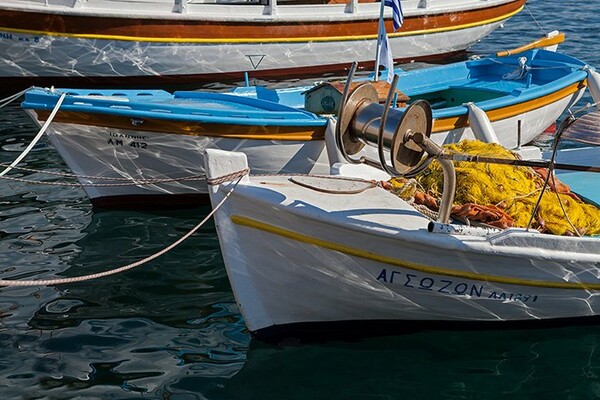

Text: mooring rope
xmin=0 ymin=92 xmax=66 ymax=177
xmin=0 ymin=167 xmax=376 ymax=189
xmin=487 ymin=57 xmax=578 ymax=70
xmin=524 ymin=4 xmax=547 ymax=36
xmin=0 ymin=170 xmax=247 ymax=287
xmin=0 ymin=173 xmax=206 ymax=187
xmin=0 ymin=87 xmax=32 ymax=109
xmin=206 ymin=168 xmax=250 ymax=185
xmin=0 ymin=162 xmax=206 ymax=182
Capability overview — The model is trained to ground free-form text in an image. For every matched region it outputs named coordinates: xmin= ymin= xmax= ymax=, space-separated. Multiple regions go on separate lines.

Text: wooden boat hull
xmin=0 ymin=0 xmax=524 ymax=87
xmin=205 ymin=149 xmax=600 ymax=337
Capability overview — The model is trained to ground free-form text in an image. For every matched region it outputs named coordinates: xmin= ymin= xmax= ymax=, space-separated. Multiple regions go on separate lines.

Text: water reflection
xmin=0 ymin=206 xmax=249 ymax=399
xmin=215 ymin=326 xmax=600 ymax=400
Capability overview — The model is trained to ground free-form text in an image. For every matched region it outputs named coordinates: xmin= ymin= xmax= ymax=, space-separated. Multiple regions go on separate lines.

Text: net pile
xmin=388 ymin=140 xmax=600 ymax=236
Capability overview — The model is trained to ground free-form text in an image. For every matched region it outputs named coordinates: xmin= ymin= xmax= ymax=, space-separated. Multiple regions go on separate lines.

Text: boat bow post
xmin=465 ymin=102 xmax=500 ymax=145
xmin=205 ymin=148 xmax=250 ymax=198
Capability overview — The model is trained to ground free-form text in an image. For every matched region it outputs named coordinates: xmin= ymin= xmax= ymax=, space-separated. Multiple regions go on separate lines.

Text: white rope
xmin=0 ymin=87 xmax=30 ymax=109
xmin=502 ymin=57 xmax=529 ymax=80
xmin=0 ymin=169 xmax=373 ymax=189
xmin=0 ymin=171 xmax=246 ymax=287
xmin=0 ymin=92 xmax=67 ymax=177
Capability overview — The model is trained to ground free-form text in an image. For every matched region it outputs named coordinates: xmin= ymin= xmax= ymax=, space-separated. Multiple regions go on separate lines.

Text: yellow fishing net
xmin=388 ymin=140 xmax=600 ymax=236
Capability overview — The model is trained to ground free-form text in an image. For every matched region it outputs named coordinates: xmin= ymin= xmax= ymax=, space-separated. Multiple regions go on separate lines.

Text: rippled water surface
xmin=1 ymin=1 xmax=600 ymax=398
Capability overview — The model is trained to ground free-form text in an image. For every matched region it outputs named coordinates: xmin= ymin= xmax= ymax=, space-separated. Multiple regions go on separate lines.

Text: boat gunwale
xmin=0 ymin=0 xmax=523 ymax=22
xmin=22 ymin=89 xmax=329 ymax=127
xmin=401 ymin=51 xmax=589 ymax=119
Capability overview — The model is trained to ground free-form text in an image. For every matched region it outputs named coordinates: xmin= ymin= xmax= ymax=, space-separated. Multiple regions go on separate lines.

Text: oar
xmin=496 ymin=31 xmax=565 ymax=57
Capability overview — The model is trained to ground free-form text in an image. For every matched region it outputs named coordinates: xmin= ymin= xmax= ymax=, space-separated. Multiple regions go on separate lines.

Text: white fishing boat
xmin=0 ymin=0 xmax=526 ymax=88
xmin=20 ymin=48 xmax=591 ymax=208
xmin=206 ymin=75 xmax=600 ymax=340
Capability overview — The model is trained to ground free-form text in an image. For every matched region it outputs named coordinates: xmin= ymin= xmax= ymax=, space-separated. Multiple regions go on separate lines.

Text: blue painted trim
xmin=22 ymin=88 xmax=328 ymax=127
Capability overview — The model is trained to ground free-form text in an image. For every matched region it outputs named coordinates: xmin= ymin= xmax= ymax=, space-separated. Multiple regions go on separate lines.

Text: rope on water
xmin=0 ymin=172 xmax=246 ymax=287
xmin=0 ymin=92 xmax=66 ymax=177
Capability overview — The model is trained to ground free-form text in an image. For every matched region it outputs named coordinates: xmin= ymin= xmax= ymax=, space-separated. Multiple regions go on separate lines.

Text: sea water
xmin=1 ymin=0 xmax=600 ymax=398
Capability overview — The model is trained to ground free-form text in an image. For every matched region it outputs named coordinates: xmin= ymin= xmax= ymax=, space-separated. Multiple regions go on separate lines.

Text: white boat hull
xmin=0 ymin=23 xmax=500 ymax=81
xmin=0 ymin=0 xmax=524 ymax=85
xmin=206 ymin=150 xmax=600 ymax=336
xmin=33 ymin=116 xmax=329 ymax=207
xmin=433 ymin=90 xmax=584 ymax=148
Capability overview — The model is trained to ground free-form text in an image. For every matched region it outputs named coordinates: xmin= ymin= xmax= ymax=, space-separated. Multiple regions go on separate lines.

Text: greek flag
xmin=384 ymin=0 xmax=403 ymax=31
xmin=378 ymin=22 xmax=394 ymax=83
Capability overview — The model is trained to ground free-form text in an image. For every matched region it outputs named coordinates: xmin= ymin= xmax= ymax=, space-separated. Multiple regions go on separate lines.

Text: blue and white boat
xmin=21 ymin=49 xmax=593 ymax=208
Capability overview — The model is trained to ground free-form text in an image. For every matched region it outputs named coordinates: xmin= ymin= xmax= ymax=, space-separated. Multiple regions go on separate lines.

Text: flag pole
xmin=373 ymin=0 xmax=386 ymax=82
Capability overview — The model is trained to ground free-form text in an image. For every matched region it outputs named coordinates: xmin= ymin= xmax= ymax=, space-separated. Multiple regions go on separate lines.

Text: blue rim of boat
xmin=22 ymin=88 xmax=329 ymax=127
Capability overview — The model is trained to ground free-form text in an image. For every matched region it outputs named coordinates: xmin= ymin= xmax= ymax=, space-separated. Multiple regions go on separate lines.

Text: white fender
xmin=586 ymin=67 xmax=600 ymax=109
xmin=466 ymin=102 xmax=499 ymax=144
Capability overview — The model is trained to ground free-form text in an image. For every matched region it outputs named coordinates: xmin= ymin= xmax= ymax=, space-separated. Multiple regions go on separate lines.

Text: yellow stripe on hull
xmin=0 ymin=7 xmax=522 ymax=44
xmin=36 ymin=110 xmax=326 ymax=141
xmin=231 ymin=214 xmax=600 ymax=290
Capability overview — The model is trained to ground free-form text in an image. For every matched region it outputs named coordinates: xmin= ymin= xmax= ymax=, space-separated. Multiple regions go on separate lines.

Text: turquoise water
xmin=1 ymin=1 xmax=600 ymax=398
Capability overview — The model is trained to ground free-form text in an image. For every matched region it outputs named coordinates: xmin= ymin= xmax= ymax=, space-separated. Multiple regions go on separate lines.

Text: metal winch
xmin=333 ymin=62 xmax=600 ymax=228
xmin=334 ymin=63 xmax=456 ymax=223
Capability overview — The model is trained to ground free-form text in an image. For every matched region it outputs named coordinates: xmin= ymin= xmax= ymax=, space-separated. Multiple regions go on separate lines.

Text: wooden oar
xmin=496 ymin=31 xmax=565 ymax=57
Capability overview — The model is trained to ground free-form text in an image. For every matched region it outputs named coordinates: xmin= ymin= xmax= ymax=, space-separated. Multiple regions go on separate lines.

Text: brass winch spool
xmin=335 ymin=65 xmax=434 ymax=176
xmin=335 ymin=62 xmax=456 ymax=223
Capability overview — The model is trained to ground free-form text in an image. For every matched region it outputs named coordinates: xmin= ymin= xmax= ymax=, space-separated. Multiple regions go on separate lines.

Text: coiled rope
xmin=0 ymin=169 xmax=248 ymax=287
